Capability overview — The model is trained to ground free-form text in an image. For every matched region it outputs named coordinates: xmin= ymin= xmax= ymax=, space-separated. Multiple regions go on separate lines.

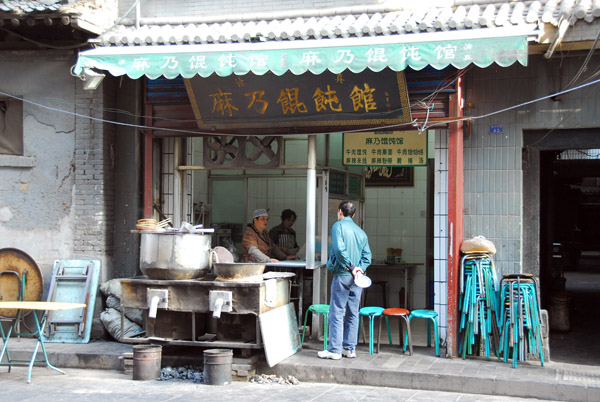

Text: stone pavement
xmin=1 ymin=338 xmax=600 ymax=401
xmin=0 ymin=367 xmax=554 ymax=402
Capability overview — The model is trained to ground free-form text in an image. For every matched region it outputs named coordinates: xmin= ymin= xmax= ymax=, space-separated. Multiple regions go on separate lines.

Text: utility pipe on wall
xmin=135 ymin=1 xmax=140 ymax=29
xmin=544 ymin=17 xmax=570 ymax=60
xmin=306 ymin=135 xmax=317 ymax=269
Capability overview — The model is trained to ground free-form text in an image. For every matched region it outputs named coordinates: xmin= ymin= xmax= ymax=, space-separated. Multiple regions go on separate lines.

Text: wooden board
xmin=259 ymin=302 xmax=300 ymax=367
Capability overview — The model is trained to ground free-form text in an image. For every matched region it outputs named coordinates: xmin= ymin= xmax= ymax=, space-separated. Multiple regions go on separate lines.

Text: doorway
xmin=539 ymin=148 xmax=600 ymax=365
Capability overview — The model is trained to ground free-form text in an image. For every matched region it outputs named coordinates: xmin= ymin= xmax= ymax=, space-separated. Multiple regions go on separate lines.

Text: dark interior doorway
xmin=540 ymin=149 xmax=600 ymax=365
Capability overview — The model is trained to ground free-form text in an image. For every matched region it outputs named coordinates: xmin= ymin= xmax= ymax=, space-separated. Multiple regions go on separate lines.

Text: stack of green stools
xmin=458 ymin=253 xmax=500 ymax=359
xmin=498 ymin=274 xmax=544 ymax=368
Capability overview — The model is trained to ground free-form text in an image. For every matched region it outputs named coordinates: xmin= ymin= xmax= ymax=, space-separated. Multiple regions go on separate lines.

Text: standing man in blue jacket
xmin=318 ymin=200 xmax=372 ymax=360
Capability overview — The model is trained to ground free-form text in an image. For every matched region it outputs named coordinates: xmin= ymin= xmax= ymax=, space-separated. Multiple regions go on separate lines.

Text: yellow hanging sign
xmin=343 ymin=130 xmax=427 ymax=167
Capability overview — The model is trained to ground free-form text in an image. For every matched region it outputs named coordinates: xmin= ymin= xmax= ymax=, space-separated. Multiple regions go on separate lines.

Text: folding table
xmin=0 ymin=301 xmax=86 ymax=383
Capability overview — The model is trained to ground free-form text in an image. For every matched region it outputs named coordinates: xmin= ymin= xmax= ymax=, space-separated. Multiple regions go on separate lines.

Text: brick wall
xmin=74 ymin=79 xmax=116 ymax=269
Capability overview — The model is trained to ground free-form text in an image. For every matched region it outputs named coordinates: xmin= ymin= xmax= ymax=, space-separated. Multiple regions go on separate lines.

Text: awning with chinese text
xmin=73 ymin=28 xmax=531 ymax=79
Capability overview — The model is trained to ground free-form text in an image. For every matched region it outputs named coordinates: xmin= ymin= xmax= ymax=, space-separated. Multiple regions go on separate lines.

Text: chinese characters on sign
xmin=343 ymin=130 xmax=427 ymax=167
xmin=365 ymin=167 xmax=413 ymax=187
xmin=78 ymin=36 xmax=528 ymax=79
xmin=184 ymin=69 xmax=410 ymax=130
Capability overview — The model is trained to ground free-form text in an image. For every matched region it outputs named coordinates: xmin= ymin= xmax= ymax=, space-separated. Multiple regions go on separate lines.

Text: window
xmin=0 ymin=98 xmax=23 ymax=156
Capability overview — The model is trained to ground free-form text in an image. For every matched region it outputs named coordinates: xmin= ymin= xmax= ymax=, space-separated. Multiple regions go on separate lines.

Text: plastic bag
xmin=461 ymin=236 xmax=496 ymax=255
xmin=104 ymin=290 xmax=143 ymax=325
xmin=100 ymin=308 xmax=143 ymax=340
xmin=99 ymin=278 xmax=122 ymax=299
xmin=105 ymin=295 xmax=121 ymax=310
xmin=124 ymin=308 xmax=144 ymax=326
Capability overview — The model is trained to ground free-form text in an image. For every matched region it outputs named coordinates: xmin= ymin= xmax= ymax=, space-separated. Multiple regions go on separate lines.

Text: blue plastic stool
xmin=301 ymin=304 xmax=330 ymax=351
xmin=358 ymin=306 xmax=388 ymax=354
xmin=404 ymin=309 xmax=440 ymax=357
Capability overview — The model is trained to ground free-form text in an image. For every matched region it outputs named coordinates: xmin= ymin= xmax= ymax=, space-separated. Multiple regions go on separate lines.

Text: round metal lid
xmin=0 ymin=248 xmax=44 ymax=318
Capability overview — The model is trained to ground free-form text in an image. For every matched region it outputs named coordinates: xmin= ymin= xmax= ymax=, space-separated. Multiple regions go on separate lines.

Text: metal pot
xmin=140 ymin=232 xmax=211 ymax=280
xmin=213 ymin=262 xmax=265 ymax=281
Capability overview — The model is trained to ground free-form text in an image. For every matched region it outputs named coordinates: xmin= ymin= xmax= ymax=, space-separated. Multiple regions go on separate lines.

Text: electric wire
xmin=0 ymin=87 xmax=420 ymax=136
xmin=561 ymin=28 xmax=600 ymax=91
xmin=0 ymin=72 xmax=598 ymax=137
xmin=423 ymin=76 xmax=600 ymax=131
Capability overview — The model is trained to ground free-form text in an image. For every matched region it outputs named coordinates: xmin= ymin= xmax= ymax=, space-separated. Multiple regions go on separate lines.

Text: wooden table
xmin=368 ymin=263 xmax=424 ymax=309
xmin=0 ymin=301 xmax=86 ymax=383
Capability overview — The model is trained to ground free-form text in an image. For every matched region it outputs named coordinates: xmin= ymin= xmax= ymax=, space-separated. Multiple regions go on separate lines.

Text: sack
xmin=124 ymin=307 xmax=144 ymax=326
xmin=105 ymin=295 xmax=121 ymax=310
xmin=461 ymin=236 xmax=496 ymax=255
xmin=99 ymin=278 xmax=122 ymax=299
xmin=105 ymin=292 xmax=144 ymax=325
xmin=100 ymin=308 xmax=143 ymax=340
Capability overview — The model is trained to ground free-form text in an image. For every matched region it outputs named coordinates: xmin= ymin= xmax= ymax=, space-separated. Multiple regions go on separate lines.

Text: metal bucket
xmin=203 ymin=349 xmax=233 ymax=385
xmin=140 ymin=232 xmax=211 ymax=280
xmin=132 ymin=344 xmax=162 ymax=381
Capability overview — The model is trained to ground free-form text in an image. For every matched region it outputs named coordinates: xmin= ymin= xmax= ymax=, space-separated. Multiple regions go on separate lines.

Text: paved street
xmin=0 ymin=368 xmax=554 ymax=402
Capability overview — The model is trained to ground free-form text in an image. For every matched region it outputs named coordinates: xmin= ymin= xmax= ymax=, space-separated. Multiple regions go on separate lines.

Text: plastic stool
xmin=301 ymin=304 xmax=330 ymax=351
xmin=358 ymin=306 xmax=387 ymax=354
xmin=383 ymin=307 xmax=413 ymax=356
xmin=363 ymin=281 xmax=388 ymax=308
xmin=404 ymin=309 xmax=440 ymax=357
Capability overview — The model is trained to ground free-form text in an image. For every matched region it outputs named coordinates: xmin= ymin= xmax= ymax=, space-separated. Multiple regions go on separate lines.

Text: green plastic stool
xmin=404 ymin=309 xmax=440 ymax=357
xmin=301 ymin=304 xmax=330 ymax=351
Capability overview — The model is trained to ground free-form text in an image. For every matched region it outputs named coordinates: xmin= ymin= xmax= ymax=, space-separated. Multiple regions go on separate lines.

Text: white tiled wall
xmin=246 ymin=177 xmax=310 ymax=242
xmin=361 ymin=131 xmax=435 ymax=310
xmin=187 ymin=132 xmax=447 ymax=335
xmin=434 ymin=130 xmax=449 ymax=341
xmin=363 ymin=166 xmax=428 ymax=309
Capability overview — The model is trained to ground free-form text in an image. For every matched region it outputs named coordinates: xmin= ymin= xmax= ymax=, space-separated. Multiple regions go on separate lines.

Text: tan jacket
xmin=242 ymin=225 xmax=286 ymax=262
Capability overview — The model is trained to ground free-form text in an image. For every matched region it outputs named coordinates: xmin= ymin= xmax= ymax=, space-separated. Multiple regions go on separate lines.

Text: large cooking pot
xmin=140 ymin=232 xmax=211 ymax=280
xmin=213 ymin=262 xmax=265 ymax=281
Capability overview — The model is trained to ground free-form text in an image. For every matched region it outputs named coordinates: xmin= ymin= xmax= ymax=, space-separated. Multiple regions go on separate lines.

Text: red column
xmin=143 ymin=103 xmax=153 ymax=218
xmin=446 ymin=78 xmax=464 ymax=357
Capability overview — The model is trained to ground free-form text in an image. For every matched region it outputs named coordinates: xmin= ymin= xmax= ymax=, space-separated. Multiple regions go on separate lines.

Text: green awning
xmin=74 ymin=28 xmax=531 ymax=79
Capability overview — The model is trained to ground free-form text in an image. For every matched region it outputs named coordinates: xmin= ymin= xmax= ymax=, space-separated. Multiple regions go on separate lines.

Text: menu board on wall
xmin=342 ymin=130 xmax=427 ymax=167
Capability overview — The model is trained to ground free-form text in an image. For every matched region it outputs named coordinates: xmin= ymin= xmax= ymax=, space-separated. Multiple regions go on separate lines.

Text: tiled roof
xmin=0 ymin=1 xmax=64 ymax=13
xmin=0 ymin=1 xmax=114 ymax=35
xmin=99 ymin=1 xmax=600 ymax=47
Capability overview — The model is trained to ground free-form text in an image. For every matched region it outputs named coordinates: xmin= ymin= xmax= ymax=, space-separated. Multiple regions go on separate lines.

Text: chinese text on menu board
xmin=343 ymin=130 xmax=427 ymax=167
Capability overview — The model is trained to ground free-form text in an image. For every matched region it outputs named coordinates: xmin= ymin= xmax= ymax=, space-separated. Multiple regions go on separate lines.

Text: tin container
xmin=140 ymin=232 xmax=211 ymax=280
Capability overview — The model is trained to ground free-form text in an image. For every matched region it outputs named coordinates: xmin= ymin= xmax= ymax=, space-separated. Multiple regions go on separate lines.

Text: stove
xmin=119 ymin=273 xmax=292 ymax=350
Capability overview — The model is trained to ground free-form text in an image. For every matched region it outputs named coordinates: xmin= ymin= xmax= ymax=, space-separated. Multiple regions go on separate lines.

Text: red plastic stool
xmin=383 ymin=308 xmax=413 ymax=356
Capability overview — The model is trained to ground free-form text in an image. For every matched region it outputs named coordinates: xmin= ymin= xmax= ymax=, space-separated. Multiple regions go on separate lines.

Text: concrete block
xmin=232 ymin=368 xmax=255 ymax=380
